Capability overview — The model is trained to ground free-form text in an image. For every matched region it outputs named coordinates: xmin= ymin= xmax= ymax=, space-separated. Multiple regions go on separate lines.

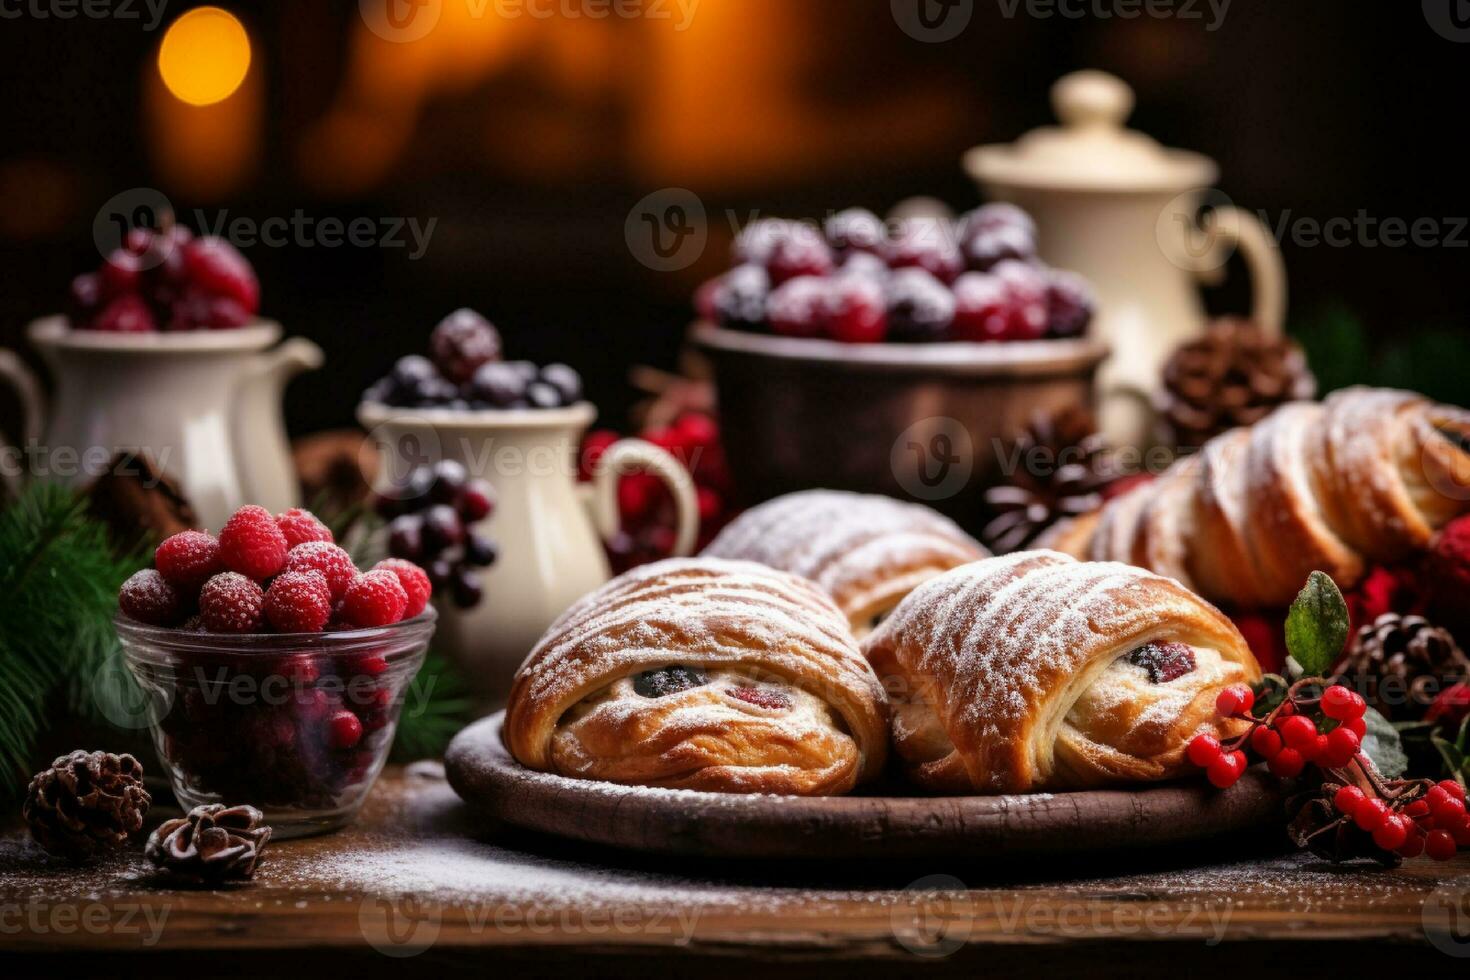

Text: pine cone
xmin=1158 ymin=318 xmax=1316 ymax=449
xmin=23 ymin=750 xmax=151 ymax=861
xmin=146 ymin=804 xmax=272 ymax=883
xmin=1338 ymin=613 xmax=1470 ymax=720
xmin=983 ymin=406 xmax=1112 ymax=554
xmin=86 ymin=451 xmax=197 ymax=553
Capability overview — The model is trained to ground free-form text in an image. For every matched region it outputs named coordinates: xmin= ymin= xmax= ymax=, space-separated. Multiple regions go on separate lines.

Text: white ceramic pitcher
xmin=357 ymin=400 xmax=698 ymax=706
xmin=0 ymin=317 xmax=322 ymax=528
xmin=965 ymin=70 xmax=1287 ymax=449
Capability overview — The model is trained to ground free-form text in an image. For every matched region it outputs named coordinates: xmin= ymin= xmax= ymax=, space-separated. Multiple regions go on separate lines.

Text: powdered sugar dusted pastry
xmin=863 ymin=551 xmax=1260 ymax=793
xmin=1048 ymin=387 xmax=1470 ymax=607
xmin=702 ymin=490 xmax=988 ymax=636
xmin=505 ymin=558 xmax=888 ymax=795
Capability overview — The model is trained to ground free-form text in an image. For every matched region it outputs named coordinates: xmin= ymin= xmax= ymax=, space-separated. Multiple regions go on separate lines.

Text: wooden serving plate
xmin=445 ymin=713 xmax=1286 ymax=860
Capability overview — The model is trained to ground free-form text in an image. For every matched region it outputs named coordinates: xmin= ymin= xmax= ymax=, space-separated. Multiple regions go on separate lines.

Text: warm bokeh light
xmin=157 ymin=7 xmax=252 ymax=106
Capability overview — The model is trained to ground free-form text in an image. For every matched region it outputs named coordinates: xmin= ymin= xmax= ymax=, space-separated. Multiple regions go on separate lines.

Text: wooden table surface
xmin=3 ymin=763 xmax=1470 ymax=977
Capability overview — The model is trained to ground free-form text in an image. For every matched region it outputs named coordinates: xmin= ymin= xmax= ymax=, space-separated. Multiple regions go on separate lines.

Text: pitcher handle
xmin=1189 ymin=203 xmax=1288 ymax=335
xmin=588 ymin=439 xmax=699 ymax=557
xmin=0 ymin=349 xmax=46 ymax=498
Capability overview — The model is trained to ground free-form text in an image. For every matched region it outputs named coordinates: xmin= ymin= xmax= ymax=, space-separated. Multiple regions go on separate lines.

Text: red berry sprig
xmin=1187 ymin=675 xmax=1468 ymax=862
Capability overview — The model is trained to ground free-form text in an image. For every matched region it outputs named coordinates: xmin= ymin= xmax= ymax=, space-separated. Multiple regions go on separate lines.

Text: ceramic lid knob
xmin=1052 ymin=70 xmax=1135 ymax=130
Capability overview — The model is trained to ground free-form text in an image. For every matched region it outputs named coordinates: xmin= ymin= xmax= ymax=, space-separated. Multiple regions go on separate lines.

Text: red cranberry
xmin=992 ymin=260 xmax=1049 ymax=340
xmin=726 ymin=685 xmax=793 ymax=711
xmin=1127 ymin=641 xmax=1197 ymax=683
xmin=883 ymin=218 xmax=963 ymax=283
xmin=766 ymin=276 xmax=828 ymax=338
xmin=713 ymin=264 xmax=771 ymax=332
xmin=181 ymin=236 xmax=260 ymax=314
xmin=838 ymin=251 xmax=889 ymax=282
xmin=960 ymin=202 xmax=1037 ymax=240
xmin=99 ymin=248 xmax=145 ymax=299
xmin=824 ymin=208 xmax=886 ymax=254
xmin=951 ymin=272 xmax=1011 ymax=342
xmin=459 ymin=480 xmax=496 ymax=522
xmin=885 ymin=268 xmax=955 ymax=343
xmin=429 ymin=308 xmax=502 ymax=383
xmin=732 ymin=218 xmax=798 ymax=266
xmin=327 ymin=710 xmax=364 ymax=749
xmin=766 ymin=230 xmax=833 ymax=285
xmin=421 ymin=504 xmax=464 ymax=549
xmin=1046 ymin=269 xmax=1095 ymax=338
xmin=91 ymin=294 xmax=157 ymax=333
xmin=821 ymin=275 xmax=887 ymax=344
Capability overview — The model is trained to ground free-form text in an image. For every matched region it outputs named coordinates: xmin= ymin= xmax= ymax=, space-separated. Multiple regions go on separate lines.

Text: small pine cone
xmin=1338 ymin=613 xmax=1470 ymax=720
xmin=982 ymin=405 xmax=1113 ymax=554
xmin=1158 ymin=317 xmax=1316 ymax=449
xmin=23 ymin=750 xmax=151 ymax=861
xmin=146 ymin=804 xmax=272 ymax=883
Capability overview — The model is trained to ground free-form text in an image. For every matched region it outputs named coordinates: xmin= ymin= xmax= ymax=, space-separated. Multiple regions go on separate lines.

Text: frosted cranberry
xmin=884 ymin=218 xmax=963 ymax=282
xmin=119 ymin=569 xmax=183 ymax=626
xmin=821 ymin=275 xmax=887 ymax=344
xmin=430 ymin=308 xmax=502 ymax=383
xmin=181 ymin=236 xmax=260 ymax=313
xmin=713 ymin=264 xmax=770 ymax=332
xmin=960 ymin=202 xmax=1037 ymax=240
xmin=91 ymin=294 xmax=157 ymax=333
xmin=961 ymin=224 xmax=1036 ymax=272
xmin=732 ymin=218 xmax=798 ymax=266
xmin=838 ymin=251 xmax=890 ymax=282
xmin=825 ymin=208 xmax=886 ymax=254
xmin=422 ymin=504 xmax=464 ymax=549
xmin=766 ymin=276 xmax=828 ymax=338
xmin=427 ymin=460 xmax=468 ymax=505
xmin=951 ymin=272 xmax=1011 ymax=342
xmin=459 ymin=480 xmax=496 ymax=522
xmin=766 ymin=230 xmax=833 ymax=285
xmin=885 ymin=268 xmax=955 ymax=343
xmin=988 ymin=260 xmax=1049 ymax=340
xmin=1046 ymin=269 xmax=1094 ymax=338
xmin=451 ymin=568 xmax=483 ymax=609
xmin=464 ymin=533 xmax=498 ymax=568
xmin=100 ymin=248 xmax=144 ymax=299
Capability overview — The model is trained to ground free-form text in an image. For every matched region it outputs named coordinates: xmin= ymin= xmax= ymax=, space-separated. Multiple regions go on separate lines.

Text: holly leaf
xmin=1361 ymin=707 xmax=1408 ymax=778
xmin=1284 ymin=571 xmax=1350 ymax=677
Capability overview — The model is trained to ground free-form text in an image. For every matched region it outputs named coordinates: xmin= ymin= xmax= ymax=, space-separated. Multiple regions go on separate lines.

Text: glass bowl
xmin=116 ymin=610 xmax=436 ymax=839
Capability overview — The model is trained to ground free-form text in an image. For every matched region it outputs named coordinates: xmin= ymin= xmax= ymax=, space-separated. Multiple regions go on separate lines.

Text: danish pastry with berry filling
xmin=504 ymin=558 xmax=889 ymax=795
xmin=864 ymin=551 xmax=1261 ymax=793
xmin=702 ymin=490 xmax=987 ymax=637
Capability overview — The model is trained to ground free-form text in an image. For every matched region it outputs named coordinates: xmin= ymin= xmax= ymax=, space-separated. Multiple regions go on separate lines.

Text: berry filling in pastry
xmin=549 ymin=665 xmax=860 ymax=793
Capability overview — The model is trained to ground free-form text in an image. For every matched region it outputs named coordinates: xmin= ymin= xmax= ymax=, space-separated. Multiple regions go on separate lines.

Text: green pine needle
xmin=0 ymin=483 xmax=144 ymax=795
xmin=390 ymin=648 xmax=474 ymax=762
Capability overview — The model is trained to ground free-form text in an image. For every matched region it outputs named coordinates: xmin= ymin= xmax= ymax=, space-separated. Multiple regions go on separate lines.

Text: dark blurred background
xmin=1 ymin=0 xmax=1465 ymax=439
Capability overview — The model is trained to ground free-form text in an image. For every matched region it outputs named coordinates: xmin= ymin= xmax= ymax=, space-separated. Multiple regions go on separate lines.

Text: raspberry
xmin=219 ymin=505 xmax=289 ymax=581
xmin=276 ymin=508 xmax=334 ymax=549
xmin=327 ymin=710 xmax=364 ymax=749
xmin=373 ymin=559 xmax=432 ymax=618
xmin=341 ymin=570 xmax=408 ymax=628
xmin=1186 ymin=733 xmax=1222 ymax=768
xmin=198 ymin=572 xmax=265 ymax=633
xmin=119 ymin=569 xmax=183 ymax=626
xmin=154 ymin=530 xmax=222 ymax=593
xmin=264 ymin=570 xmax=333 ymax=633
xmin=1215 ymin=684 xmax=1255 ymax=718
xmin=284 ymin=542 xmax=357 ymax=601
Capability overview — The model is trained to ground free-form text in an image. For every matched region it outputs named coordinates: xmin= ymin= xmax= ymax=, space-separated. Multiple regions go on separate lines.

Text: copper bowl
xmin=693 ymin=323 xmax=1109 ymax=531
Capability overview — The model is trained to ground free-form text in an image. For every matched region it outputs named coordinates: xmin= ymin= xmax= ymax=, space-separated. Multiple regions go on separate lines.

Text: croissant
xmin=504 ymin=557 xmax=889 ymax=795
xmin=1042 ymin=387 xmax=1470 ymax=607
xmin=702 ymin=490 xmax=988 ymax=636
xmin=863 ymin=551 xmax=1261 ymax=793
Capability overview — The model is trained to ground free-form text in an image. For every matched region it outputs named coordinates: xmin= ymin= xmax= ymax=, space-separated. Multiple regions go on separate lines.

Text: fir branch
xmin=391 ymin=649 xmax=474 ymax=762
xmin=0 ymin=483 xmax=144 ymax=795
